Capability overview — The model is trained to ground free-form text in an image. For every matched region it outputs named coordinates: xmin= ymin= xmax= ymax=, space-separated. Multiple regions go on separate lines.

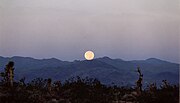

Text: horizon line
xmin=0 ymin=55 xmax=179 ymax=64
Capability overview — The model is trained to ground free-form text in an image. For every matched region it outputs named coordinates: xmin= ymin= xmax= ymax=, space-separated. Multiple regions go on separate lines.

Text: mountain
xmin=0 ymin=56 xmax=179 ymax=86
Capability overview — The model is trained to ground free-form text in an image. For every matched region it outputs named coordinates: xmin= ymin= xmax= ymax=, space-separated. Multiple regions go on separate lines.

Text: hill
xmin=0 ymin=56 xmax=179 ymax=85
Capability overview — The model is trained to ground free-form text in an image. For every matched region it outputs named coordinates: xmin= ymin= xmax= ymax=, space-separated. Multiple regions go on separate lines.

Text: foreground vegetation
xmin=0 ymin=77 xmax=178 ymax=103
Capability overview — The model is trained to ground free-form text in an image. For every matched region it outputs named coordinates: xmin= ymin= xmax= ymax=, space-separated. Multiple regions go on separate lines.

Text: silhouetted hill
xmin=0 ymin=56 xmax=179 ymax=85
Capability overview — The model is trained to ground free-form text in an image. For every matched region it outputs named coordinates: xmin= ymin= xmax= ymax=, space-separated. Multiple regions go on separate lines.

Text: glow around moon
xmin=84 ymin=51 xmax=95 ymax=60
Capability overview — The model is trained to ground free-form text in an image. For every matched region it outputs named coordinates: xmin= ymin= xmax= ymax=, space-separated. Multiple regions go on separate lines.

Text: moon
xmin=84 ymin=51 xmax=95 ymax=60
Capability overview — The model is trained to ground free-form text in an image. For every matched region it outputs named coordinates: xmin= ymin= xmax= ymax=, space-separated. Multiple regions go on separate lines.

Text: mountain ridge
xmin=0 ymin=56 xmax=178 ymax=64
xmin=0 ymin=56 xmax=179 ymax=85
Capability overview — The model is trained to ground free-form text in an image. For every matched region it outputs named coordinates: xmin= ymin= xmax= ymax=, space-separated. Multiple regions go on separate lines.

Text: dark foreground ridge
xmin=0 ymin=61 xmax=179 ymax=103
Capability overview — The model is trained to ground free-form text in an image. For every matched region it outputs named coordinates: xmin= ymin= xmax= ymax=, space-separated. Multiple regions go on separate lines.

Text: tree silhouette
xmin=4 ymin=61 xmax=15 ymax=87
xmin=136 ymin=66 xmax=143 ymax=95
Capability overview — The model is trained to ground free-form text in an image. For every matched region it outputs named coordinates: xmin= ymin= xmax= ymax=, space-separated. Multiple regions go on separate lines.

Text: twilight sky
xmin=0 ymin=0 xmax=179 ymax=63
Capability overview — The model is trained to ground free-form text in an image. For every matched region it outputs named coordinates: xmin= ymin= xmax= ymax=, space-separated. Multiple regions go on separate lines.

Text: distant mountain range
xmin=0 ymin=56 xmax=179 ymax=86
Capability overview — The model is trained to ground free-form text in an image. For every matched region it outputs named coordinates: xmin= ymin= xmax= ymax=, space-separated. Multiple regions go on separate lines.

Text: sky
xmin=0 ymin=0 xmax=179 ymax=63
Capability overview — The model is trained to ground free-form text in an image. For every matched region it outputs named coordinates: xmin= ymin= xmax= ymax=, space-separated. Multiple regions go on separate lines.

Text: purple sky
xmin=0 ymin=0 xmax=179 ymax=63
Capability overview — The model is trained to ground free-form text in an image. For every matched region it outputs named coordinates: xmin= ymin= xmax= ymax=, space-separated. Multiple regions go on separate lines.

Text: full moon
xmin=84 ymin=51 xmax=95 ymax=60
